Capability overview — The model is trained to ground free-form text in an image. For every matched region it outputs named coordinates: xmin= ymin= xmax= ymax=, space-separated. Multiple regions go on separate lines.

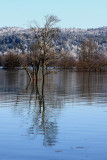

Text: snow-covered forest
xmin=0 ymin=26 xmax=107 ymax=57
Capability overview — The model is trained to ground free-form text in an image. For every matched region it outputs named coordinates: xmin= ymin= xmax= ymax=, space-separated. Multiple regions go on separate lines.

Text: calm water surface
xmin=0 ymin=69 xmax=107 ymax=160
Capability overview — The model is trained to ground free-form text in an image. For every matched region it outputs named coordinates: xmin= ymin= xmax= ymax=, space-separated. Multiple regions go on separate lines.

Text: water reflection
xmin=20 ymin=81 xmax=58 ymax=146
xmin=0 ymin=69 xmax=107 ymax=149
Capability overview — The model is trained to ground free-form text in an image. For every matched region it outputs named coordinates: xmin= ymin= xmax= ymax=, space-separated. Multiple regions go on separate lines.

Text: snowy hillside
xmin=0 ymin=27 xmax=107 ymax=56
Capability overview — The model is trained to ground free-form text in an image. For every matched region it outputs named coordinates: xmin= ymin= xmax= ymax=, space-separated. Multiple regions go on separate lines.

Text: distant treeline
xmin=0 ymin=33 xmax=32 ymax=53
xmin=0 ymin=27 xmax=107 ymax=55
xmin=0 ymin=39 xmax=107 ymax=72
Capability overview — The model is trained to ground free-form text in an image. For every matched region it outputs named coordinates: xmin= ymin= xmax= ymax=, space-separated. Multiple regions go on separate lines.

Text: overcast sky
xmin=0 ymin=0 xmax=107 ymax=29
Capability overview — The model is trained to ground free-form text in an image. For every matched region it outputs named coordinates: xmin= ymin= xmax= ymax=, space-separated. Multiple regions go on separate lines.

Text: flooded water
xmin=0 ymin=69 xmax=107 ymax=160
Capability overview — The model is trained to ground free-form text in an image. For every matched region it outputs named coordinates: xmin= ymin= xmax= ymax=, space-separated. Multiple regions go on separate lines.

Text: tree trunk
xmin=42 ymin=61 xmax=46 ymax=82
xmin=24 ymin=67 xmax=32 ymax=82
xmin=33 ymin=67 xmax=36 ymax=82
xmin=36 ymin=63 xmax=40 ymax=82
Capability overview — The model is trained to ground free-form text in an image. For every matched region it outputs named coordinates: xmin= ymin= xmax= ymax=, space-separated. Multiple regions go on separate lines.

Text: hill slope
xmin=0 ymin=27 xmax=107 ymax=56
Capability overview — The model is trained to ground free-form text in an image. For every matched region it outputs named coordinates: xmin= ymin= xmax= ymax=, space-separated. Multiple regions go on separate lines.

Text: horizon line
xmin=0 ymin=26 xmax=107 ymax=30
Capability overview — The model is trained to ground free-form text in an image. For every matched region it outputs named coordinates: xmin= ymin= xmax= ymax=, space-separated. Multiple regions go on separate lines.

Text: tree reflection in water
xmin=15 ymin=79 xmax=58 ymax=146
xmin=0 ymin=69 xmax=107 ymax=147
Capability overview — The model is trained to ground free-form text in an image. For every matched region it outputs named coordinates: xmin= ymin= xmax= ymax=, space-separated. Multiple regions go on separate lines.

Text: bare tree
xmin=30 ymin=15 xmax=60 ymax=82
xmin=28 ymin=43 xmax=42 ymax=82
xmin=58 ymin=51 xmax=76 ymax=69
xmin=77 ymin=38 xmax=106 ymax=71
xmin=18 ymin=54 xmax=33 ymax=81
xmin=17 ymin=15 xmax=60 ymax=85
xmin=2 ymin=52 xmax=20 ymax=69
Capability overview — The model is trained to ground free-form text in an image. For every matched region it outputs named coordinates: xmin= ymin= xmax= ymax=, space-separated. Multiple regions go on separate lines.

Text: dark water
xmin=0 ymin=69 xmax=107 ymax=160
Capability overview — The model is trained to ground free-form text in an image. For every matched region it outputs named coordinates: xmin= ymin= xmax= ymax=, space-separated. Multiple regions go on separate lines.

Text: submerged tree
xmin=59 ymin=51 xmax=76 ymax=69
xmin=29 ymin=43 xmax=41 ymax=82
xmin=2 ymin=52 xmax=20 ymax=69
xmin=30 ymin=15 xmax=60 ymax=82
xmin=77 ymin=38 xmax=106 ymax=71
xmin=18 ymin=15 xmax=60 ymax=84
